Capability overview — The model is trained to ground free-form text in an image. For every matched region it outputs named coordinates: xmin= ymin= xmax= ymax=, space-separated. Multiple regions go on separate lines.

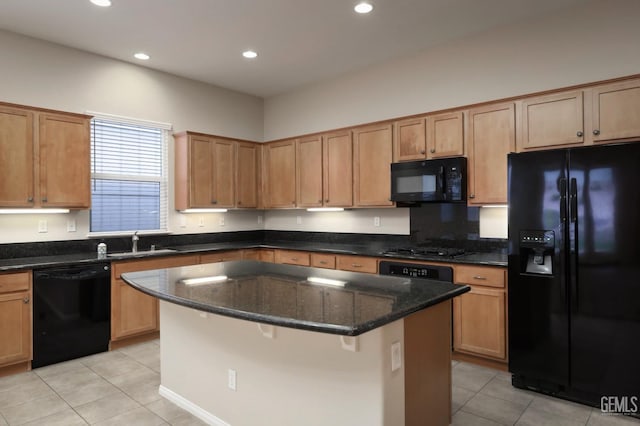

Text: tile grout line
xmin=31 ymin=371 xmax=88 ymax=426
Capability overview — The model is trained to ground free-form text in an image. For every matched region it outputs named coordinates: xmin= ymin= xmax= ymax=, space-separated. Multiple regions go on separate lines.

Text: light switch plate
xmin=38 ymin=220 xmax=48 ymax=233
xmin=67 ymin=219 xmax=76 ymax=232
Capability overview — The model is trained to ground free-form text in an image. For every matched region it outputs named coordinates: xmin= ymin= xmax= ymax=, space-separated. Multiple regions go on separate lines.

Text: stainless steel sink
xmin=107 ymin=248 xmax=177 ymax=258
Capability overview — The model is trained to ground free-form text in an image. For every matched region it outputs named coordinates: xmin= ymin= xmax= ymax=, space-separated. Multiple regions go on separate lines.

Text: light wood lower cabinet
xmin=453 ymin=265 xmax=507 ymax=361
xmin=274 ymin=250 xmax=310 ymax=266
xmin=0 ymin=272 xmax=32 ymax=370
xmin=310 ymin=253 xmax=336 ymax=269
xmin=336 ymin=255 xmax=377 ymax=274
xmin=111 ymin=255 xmax=198 ymax=343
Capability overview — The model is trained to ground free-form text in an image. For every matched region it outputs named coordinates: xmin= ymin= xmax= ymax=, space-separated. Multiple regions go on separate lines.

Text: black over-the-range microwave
xmin=390 ymin=157 xmax=467 ymax=203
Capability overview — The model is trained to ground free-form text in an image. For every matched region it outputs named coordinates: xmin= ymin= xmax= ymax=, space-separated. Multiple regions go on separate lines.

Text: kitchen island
xmin=122 ymin=260 xmax=469 ymax=426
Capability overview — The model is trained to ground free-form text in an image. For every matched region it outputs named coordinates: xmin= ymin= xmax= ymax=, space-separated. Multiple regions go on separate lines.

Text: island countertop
xmin=121 ymin=260 xmax=470 ymax=336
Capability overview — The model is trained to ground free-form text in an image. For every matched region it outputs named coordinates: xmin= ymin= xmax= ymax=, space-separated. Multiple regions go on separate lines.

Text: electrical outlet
xmin=38 ymin=220 xmax=48 ymax=233
xmin=219 ymin=216 xmax=225 ymax=226
xmin=179 ymin=215 xmax=187 ymax=228
xmin=391 ymin=342 xmax=402 ymax=372
xmin=296 ymin=215 xmax=302 ymax=225
xmin=198 ymin=217 xmax=204 ymax=227
xmin=374 ymin=216 xmax=381 ymax=227
xmin=66 ymin=219 xmax=76 ymax=232
xmin=228 ymin=369 xmax=237 ymax=391
xmin=257 ymin=215 xmax=263 ymax=225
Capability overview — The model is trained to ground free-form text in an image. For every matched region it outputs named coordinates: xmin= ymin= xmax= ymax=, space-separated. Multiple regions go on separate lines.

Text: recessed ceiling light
xmin=134 ymin=52 xmax=150 ymax=60
xmin=242 ymin=50 xmax=258 ymax=59
xmin=354 ymin=2 xmax=373 ymax=14
xmin=90 ymin=0 xmax=112 ymax=7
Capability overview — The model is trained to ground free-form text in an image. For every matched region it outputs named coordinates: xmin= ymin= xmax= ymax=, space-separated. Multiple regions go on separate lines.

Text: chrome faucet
xmin=132 ymin=231 xmax=139 ymax=253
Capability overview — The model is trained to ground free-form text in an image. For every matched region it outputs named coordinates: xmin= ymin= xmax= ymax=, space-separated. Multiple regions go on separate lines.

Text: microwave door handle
xmin=439 ymin=166 xmax=445 ymax=194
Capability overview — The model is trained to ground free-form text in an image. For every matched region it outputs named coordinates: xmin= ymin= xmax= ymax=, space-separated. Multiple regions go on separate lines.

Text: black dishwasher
xmin=32 ymin=263 xmax=111 ymax=368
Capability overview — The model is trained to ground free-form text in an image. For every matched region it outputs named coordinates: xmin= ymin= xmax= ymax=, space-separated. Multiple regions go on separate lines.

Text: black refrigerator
xmin=508 ymin=143 xmax=640 ymax=409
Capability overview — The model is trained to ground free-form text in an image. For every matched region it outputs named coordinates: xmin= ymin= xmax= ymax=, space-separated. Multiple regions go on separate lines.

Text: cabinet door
xmin=467 ymin=103 xmax=515 ymax=205
xmin=591 ymin=79 xmax=640 ymax=143
xmin=200 ymin=250 xmax=243 ymax=263
xmin=0 ymin=106 xmax=34 ymax=207
xmin=0 ymin=290 xmax=31 ymax=366
xmin=264 ymin=140 xmax=296 ymax=208
xmin=394 ymin=118 xmax=426 ymax=161
xmin=236 ymin=142 xmax=258 ymax=208
xmin=188 ymin=135 xmax=215 ymax=208
xmin=112 ymin=279 xmax=158 ymax=340
xmin=353 ymin=124 xmax=394 ymax=207
xmin=212 ymin=138 xmax=235 ymax=207
xmin=519 ymin=91 xmax=584 ymax=150
xmin=324 ymin=131 xmax=353 ymax=207
xmin=427 ymin=111 xmax=464 ymax=158
xmin=39 ymin=113 xmax=91 ymax=208
xmin=296 ymin=135 xmax=323 ymax=207
xmin=453 ymin=286 xmax=506 ymax=360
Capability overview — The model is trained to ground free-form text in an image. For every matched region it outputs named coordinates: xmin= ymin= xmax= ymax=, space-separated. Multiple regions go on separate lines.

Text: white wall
xmin=264 ymin=0 xmax=640 ymax=139
xmin=0 ymin=30 xmax=264 ymax=244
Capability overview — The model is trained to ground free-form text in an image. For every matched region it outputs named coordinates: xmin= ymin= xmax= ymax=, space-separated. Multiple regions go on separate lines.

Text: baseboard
xmin=452 ymin=351 xmax=508 ymax=371
xmin=159 ymin=385 xmax=230 ymax=426
xmin=109 ymin=331 xmax=160 ymax=350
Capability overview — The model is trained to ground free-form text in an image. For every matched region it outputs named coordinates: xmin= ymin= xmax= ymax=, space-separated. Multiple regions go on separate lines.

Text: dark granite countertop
xmin=121 ymin=260 xmax=470 ymax=336
xmin=0 ymin=238 xmax=506 ymax=273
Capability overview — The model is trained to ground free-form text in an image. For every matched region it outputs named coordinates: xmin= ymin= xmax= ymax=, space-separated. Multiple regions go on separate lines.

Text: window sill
xmin=87 ymin=230 xmax=171 ymax=238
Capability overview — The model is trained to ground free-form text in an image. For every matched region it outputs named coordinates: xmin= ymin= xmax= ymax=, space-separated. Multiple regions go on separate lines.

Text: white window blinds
xmin=90 ymin=114 xmax=170 ymax=234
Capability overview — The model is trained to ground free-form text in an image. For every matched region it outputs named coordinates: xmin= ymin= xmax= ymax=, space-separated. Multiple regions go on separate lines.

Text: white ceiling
xmin=0 ymin=0 xmax=588 ymax=98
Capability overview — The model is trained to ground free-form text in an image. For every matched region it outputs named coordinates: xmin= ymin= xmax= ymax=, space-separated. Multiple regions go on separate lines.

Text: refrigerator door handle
xmin=559 ymin=178 xmax=567 ymax=223
xmin=569 ymin=177 xmax=579 ymax=309
xmin=570 ymin=178 xmax=578 ymax=223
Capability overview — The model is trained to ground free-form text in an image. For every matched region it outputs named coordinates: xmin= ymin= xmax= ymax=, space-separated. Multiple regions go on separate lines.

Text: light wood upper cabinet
xmin=591 ymin=79 xmax=640 ymax=143
xmin=296 ymin=135 xmax=323 ymax=207
xmin=175 ymin=132 xmax=237 ymax=210
xmin=39 ymin=113 xmax=91 ymax=208
xmin=0 ymin=106 xmax=34 ymax=207
xmin=236 ymin=142 xmax=259 ymax=208
xmin=394 ymin=118 xmax=426 ymax=161
xmin=467 ymin=102 xmax=515 ymax=205
xmin=0 ymin=272 xmax=31 ymax=368
xmin=427 ymin=111 xmax=464 ymax=158
xmin=519 ymin=90 xmax=585 ymax=150
xmin=264 ymin=139 xmax=296 ymax=208
xmin=353 ymin=124 xmax=394 ymax=207
xmin=0 ymin=104 xmax=91 ymax=209
xmin=324 ymin=130 xmax=353 ymax=207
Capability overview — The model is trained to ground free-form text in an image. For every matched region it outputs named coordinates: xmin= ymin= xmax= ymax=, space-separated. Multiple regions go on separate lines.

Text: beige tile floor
xmin=451 ymin=360 xmax=640 ymax=426
xmin=1 ymin=341 xmax=639 ymax=425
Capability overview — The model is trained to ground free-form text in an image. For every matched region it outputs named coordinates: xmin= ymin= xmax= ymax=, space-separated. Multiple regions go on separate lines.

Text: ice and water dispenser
xmin=519 ymin=230 xmax=554 ymax=275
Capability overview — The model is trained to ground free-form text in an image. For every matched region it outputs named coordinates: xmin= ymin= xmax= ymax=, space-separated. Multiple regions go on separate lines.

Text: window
xmin=90 ymin=113 xmax=170 ymax=234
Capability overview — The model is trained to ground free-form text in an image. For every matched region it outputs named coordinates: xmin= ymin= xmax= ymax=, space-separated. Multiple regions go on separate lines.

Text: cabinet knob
xmin=42 ymin=198 xmax=47 ymax=203
xmin=430 ymin=149 xmax=436 ymax=154
xmin=352 ymin=263 xmax=362 ymax=268
xmin=27 ymin=197 xmax=34 ymax=202
xmin=318 ymin=200 xmax=323 ymax=203
xmin=238 ymin=201 xmax=242 ymax=205
xmin=319 ymin=260 xmax=328 ymax=265
xmin=576 ymin=131 xmax=583 ymax=137
xmin=469 ymin=194 xmax=475 ymax=199
xmin=473 ymin=276 xmax=487 ymax=280
xmin=325 ymin=199 xmax=329 ymax=203
xmin=420 ymin=150 xmax=426 ymax=154
xmin=593 ymin=129 xmax=600 ymax=136
xmin=211 ymin=200 xmax=217 ymax=204
xmin=23 ymin=296 xmax=30 ymax=304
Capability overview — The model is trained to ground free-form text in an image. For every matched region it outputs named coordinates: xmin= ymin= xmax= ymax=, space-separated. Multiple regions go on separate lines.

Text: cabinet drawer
xmin=113 ymin=255 xmax=199 ymax=278
xmin=336 ymin=255 xmax=377 ymax=274
xmin=455 ymin=265 xmax=505 ymax=288
xmin=274 ymin=250 xmax=310 ymax=266
xmin=311 ymin=253 xmax=336 ymax=269
xmin=200 ymin=250 xmax=243 ymax=264
xmin=0 ymin=272 xmax=30 ymax=293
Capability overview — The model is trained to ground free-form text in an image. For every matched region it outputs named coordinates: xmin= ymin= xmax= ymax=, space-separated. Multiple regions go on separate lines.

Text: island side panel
xmin=404 ymin=300 xmax=452 ymax=426
xmin=159 ymin=301 xmax=405 ymax=426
